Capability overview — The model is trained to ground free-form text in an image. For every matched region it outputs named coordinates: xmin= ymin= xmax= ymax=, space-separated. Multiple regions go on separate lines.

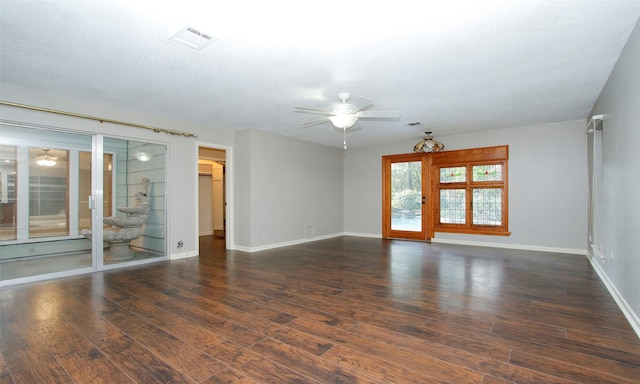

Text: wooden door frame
xmin=382 ymin=153 xmax=430 ymax=241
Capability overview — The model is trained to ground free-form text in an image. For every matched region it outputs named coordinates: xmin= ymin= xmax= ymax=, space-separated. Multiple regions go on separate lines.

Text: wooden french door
xmin=382 ymin=153 xmax=428 ymax=240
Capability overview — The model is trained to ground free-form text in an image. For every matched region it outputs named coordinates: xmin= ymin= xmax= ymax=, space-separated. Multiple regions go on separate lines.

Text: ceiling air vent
xmin=169 ymin=26 xmax=215 ymax=50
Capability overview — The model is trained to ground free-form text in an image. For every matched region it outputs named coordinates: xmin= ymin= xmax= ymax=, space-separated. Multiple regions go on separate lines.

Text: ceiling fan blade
xmin=357 ymin=110 xmax=402 ymax=119
xmin=294 ymin=106 xmax=334 ymax=115
xmin=301 ymin=117 xmax=329 ymax=127
xmin=295 ymin=110 xmax=334 ymax=118
xmin=353 ymin=96 xmax=374 ymax=112
xmin=355 ymin=103 xmax=374 ymax=113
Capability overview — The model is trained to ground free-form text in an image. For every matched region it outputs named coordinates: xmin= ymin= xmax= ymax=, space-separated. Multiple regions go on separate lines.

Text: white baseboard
xmin=229 ymin=232 xmax=585 ymax=255
xmin=340 ymin=232 xmax=587 ymax=255
xmin=237 ymin=231 xmax=585 ymax=255
xmin=586 ymin=252 xmax=640 ymax=339
xmin=231 ymin=232 xmax=345 ymax=253
xmin=169 ymin=250 xmax=198 ymax=260
xmin=430 ymin=238 xmax=587 ymax=255
xmin=343 ymin=232 xmax=382 ymax=239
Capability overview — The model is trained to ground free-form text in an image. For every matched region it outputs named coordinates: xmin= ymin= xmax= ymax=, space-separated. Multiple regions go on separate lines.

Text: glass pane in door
xmin=0 ymin=145 xmax=17 ymax=241
xmin=29 ymin=147 xmax=69 ymax=238
xmin=391 ymin=161 xmax=422 ymax=231
xmin=101 ymin=138 xmax=166 ymax=265
xmin=0 ymin=124 xmax=95 ymax=282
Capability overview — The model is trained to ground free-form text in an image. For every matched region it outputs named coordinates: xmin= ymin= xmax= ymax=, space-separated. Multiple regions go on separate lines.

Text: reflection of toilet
xmin=82 ymin=178 xmax=150 ymax=260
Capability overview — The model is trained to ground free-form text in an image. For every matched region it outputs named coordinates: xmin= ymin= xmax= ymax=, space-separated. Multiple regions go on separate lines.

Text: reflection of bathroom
xmin=82 ymin=178 xmax=151 ymax=260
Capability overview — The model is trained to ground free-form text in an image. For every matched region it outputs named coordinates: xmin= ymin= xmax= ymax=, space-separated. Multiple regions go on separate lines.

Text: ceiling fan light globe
xmin=329 ymin=114 xmax=358 ymax=129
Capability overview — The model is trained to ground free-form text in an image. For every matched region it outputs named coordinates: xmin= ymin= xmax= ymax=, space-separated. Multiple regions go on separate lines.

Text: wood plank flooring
xmin=1 ymin=236 xmax=639 ymax=383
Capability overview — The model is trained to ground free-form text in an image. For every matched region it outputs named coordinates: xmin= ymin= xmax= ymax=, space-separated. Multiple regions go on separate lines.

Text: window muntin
xmin=440 ymin=166 xmax=466 ymax=183
xmin=437 ymin=164 xmax=505 ymax=228
xmin=430 ymin=146 xmax=509 ymax=236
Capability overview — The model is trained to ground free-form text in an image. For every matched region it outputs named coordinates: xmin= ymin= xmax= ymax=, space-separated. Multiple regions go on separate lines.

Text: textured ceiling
xmin=1 ymin=0 xmax=639 ymax=148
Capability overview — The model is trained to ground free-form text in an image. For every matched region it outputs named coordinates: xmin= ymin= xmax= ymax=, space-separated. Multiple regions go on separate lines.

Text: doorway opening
xmin=382 ymin=153 xmax=428 ymax=241
xmin=198 ymin=146 xmax=227 ymax=249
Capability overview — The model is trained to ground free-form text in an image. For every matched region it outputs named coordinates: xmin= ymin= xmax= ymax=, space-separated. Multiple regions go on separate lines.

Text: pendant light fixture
xmin=413 ymin=131 xmax=444 ymax=153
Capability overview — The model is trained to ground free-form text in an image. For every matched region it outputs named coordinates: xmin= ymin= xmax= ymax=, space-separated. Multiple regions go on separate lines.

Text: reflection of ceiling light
xmin=36 ymin=149 xmax=57 ymax=167
xmin=329 ymin=114 xmax=358 ymax=129
xmin=135 ymin=152 xmax=152 ymax=162
xmin=36 ymin=157 xmax=56 ymax=166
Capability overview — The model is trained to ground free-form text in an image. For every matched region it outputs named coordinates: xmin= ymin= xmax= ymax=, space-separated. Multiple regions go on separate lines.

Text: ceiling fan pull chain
xmin=343 ymin=128 xmax=347 ymax=150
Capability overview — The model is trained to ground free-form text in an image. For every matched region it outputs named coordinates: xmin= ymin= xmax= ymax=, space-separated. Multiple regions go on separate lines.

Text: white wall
xmin=588 ymin=18 xmax=640 ymax=335
xmin=233 ymin=129 xmax=344 ymax=250
xmin=0 ymin=83 xmax=234 ymax=259
xmin=344 ymin=120 xmax=588 ymax=254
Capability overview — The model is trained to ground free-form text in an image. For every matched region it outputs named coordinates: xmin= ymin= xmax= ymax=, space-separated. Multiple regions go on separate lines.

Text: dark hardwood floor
xmin=1 ymin=236 xmax=639 ymax=383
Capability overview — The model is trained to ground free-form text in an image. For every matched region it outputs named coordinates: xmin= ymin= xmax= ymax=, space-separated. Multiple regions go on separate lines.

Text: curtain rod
xmin=0 ymin=99 xmax=198 ymax=138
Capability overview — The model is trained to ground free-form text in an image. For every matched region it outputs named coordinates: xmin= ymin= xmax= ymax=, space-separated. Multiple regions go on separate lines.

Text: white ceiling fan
xmin=295 ymin=92 xmax=401 ymax=129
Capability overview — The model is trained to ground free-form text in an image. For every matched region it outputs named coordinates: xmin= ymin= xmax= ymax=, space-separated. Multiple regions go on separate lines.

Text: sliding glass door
xmin=100 ymin=137 xmax=166 ymax=266
xmin=0 ymin=126 xmax=96 ymax=281
xmin=0 ymin=123 xmax=167 ymax=284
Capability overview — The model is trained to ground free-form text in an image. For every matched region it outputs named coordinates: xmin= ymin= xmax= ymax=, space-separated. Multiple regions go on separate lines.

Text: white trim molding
xmin=343 ymin=232 xmax=382 ymax=239
xmin=431 ymin=238 xmax=587 ymax=255
xmin=231 ymin=233 xmax=344 ymax=253
xmin=170 ymin=249 xmax=199 ymax=260
xmin=587 ymin=251 xmax=640 ymax=338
